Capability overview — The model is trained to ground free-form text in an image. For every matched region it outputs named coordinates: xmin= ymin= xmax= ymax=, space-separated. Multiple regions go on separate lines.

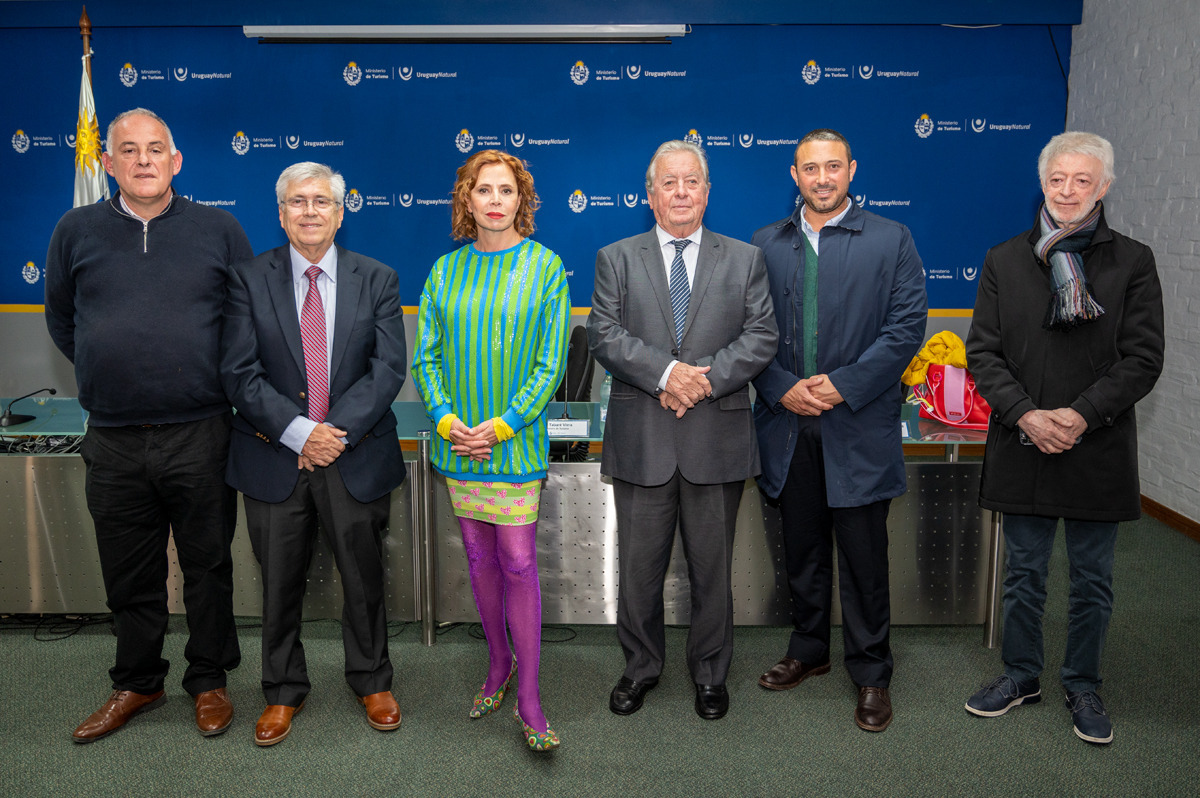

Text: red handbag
xmin=911 ymin=364 xmax=991 ymax=430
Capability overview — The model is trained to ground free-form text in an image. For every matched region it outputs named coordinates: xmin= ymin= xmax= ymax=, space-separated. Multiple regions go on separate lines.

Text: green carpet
xmin=2 ymin=516 xmax=1197 ymax=797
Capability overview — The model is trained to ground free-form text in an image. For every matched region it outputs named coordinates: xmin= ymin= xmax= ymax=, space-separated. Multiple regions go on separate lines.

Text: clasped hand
xmin=449 ymin=418 xmax=499 ymax=461
xmin=1017 ymin=408 xmax=1087 ymax=454
xmin=659 ymin=363 xmax=712 ymax=419
xmin=299 ymin=423 xmax=347 ymax=471
xmin=780 ymin=374 xmax=842 ymax=416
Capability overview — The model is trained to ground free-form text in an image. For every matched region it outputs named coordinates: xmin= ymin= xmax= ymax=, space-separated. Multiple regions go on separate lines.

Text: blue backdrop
xmin=3 ymin=24 xmax=1069 ymax=310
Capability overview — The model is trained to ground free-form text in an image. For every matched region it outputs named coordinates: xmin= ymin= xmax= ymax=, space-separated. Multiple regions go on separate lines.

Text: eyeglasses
xmin=283 ymin=196 xmax=338 ymax=212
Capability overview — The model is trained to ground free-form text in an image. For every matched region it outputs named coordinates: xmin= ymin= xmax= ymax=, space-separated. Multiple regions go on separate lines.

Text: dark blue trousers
xmin=778 ymin=414 xmax=893 ymax=687
xmin=1001 ymin=513 xmax=1118 ymax=693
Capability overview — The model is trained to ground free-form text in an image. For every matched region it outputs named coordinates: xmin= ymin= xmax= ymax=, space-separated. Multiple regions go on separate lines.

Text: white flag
xmin=73 ymin=53 xmax=109 ymax=207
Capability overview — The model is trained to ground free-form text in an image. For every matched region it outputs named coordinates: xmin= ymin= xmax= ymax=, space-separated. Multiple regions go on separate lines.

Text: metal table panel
xmin=0 ymin=456 xmax=417 ymax=621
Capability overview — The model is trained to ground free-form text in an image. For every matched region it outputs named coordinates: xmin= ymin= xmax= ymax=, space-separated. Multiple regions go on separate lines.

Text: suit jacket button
xmin=672 ymin=349 xmax=680 ymax=357
xmin=299 ymin=391 xmax=306 ymax=399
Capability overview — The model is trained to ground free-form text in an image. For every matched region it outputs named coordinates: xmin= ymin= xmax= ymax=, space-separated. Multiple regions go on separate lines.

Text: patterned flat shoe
xmin=468 ymin=658 xmax=517 ymax=719
xmin=513 ymin=699 xmax=561 ymax=751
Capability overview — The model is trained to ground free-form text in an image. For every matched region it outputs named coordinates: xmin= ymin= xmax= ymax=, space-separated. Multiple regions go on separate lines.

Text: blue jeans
xmin=1001 ymin=514 xmax=1118 ymax=693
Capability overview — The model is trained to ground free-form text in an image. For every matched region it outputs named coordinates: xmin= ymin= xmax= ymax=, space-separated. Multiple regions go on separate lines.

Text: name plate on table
xmin=547 ymin=418 xmax=590 ymax=438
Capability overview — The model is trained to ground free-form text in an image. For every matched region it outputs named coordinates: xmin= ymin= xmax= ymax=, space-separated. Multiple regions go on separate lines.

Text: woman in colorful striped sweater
xmin=412 ymin=150 xmax=569 ymax=751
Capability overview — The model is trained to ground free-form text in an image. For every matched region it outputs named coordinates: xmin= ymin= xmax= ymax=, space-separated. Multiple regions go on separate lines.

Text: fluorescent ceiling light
xmin=243 ymin=24 xmax=689 ymax=42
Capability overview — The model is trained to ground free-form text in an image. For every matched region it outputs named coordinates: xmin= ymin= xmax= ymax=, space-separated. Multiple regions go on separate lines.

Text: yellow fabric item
xmin=436 ymin=413 xmax=459 ymax=441
xmin=492 ymin=417 xmax=515 ymax=443
xmin=901 ymin=330 xmax=969 ymax=386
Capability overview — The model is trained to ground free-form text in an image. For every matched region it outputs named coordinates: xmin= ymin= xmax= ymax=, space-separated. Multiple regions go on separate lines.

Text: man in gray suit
xmin=588 ymin=140 xmax=777 ymax=720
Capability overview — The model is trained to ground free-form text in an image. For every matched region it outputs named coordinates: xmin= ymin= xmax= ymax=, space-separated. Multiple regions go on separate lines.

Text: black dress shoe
xmin=610 ymin=676 xmax=657 ymax=715
xmin=855 ymin=686 xmax=893 ymax=732
xmin=694 ymin=683 xmax=729 ymax=720
xmin=758 ymin=656 xmax=831 ymax=690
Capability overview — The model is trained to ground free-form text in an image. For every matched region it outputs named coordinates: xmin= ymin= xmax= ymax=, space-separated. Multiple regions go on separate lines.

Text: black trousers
xmin=80 ymin=414 xmax=240 ymax=696
xmin=614 ymin=471 xmax=743 ymax=686
xmin=243 ymin=462 xmax=393 ymax=707
xmin=778 ymin=415 xmax=893 ymax=687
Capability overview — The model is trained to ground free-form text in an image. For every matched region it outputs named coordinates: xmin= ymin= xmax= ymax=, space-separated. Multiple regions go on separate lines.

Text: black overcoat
xmin=966 ymin=208 xmax=1164 ymax=521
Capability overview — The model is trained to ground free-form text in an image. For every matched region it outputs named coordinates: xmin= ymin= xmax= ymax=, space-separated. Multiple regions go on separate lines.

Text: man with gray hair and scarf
xmin=963 ymin=132 xmax=1164 ymax=745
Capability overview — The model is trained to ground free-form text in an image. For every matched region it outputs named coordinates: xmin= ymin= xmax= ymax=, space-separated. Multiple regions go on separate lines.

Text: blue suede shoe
xmin=468 ymin=658 xmax=516 ymax=719
xmin=1066 ymin=690 xmax=1113 ymax=744
xmin=965 ymin=674 xmax=1041 ymax=717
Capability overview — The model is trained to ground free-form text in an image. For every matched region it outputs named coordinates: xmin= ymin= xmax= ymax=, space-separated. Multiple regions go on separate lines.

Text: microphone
xmin=0 ymin=388 xmax=58 ymax=428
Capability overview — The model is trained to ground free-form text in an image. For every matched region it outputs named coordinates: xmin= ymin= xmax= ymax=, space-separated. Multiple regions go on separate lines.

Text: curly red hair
xmin=450 ymin=150 xmax=541 ymax=241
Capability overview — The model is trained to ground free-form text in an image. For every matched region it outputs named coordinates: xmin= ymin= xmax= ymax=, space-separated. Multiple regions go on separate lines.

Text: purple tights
xmin=459 ymin=517 xmax=547 ymax=732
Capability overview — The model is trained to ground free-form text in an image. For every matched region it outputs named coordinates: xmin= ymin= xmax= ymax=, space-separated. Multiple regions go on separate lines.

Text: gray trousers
xmin=613 ymin=471 xmax=743 ymax=685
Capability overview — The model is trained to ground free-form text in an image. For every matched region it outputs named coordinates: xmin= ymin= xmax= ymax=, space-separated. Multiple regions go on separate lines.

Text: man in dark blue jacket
xmin=751 ymin=129 xmax=927 ymax=732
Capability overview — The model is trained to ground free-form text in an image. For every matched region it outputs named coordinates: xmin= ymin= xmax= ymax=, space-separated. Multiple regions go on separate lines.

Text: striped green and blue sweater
xmin=412 ymin=239 xmax=569 ymax=481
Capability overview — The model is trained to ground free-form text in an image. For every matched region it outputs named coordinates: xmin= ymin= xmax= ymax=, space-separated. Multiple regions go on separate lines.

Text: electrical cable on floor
xmin=233 ymin=617 xmax=421 ymax=638
xmin=1 ymin=613 xmax=575 ymax=643
xmin=386 ymin=620 xmax=416 ymax=638
xmin=436 ymin=621 xmax=464 ymax=636
xmin=465 ymin=621 xmax=576 ymax=643
xmin=0 ymin=613 xmax=113 ymax=641
xmin=540 ymin=625 xmax=577 ymax=643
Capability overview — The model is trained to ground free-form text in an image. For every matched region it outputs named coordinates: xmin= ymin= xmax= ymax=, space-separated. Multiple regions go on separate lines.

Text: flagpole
xmin=80 ymin=6 xmax=92 ymax=82
xmin=74 ymin=4 xmax=108 ymax=207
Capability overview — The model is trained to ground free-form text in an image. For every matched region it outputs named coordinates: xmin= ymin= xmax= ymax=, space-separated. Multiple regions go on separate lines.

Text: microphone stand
xmin=0 ymin=388 xmax=58 ymax=427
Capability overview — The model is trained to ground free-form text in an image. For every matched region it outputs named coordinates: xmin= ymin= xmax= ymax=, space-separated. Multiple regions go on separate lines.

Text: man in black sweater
xmin=45 ymin=108 xmax=254 ymax=743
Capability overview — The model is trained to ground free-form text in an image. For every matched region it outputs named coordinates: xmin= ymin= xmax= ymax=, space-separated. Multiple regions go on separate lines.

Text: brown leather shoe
xmin=758 ymin=657 xmax=831 ymax=690
xmin=360 ymin=691 xmax=402 ymax=731
xmin=255 ymin=702 xmax=303 ymax=747
xmin=72 ymin=689 xmax=166 ymax=743
xmin=855 ymin=686 xmax=893 ymax=732
xmin=194 ymin=687 xmax=233 ymax=737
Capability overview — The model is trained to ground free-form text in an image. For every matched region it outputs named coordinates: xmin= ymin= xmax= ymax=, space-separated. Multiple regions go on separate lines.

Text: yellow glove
xmin=436 ymin=413 xmax=459 ymax=441
xmin=492 ymin=417 xmax=516 ymax=443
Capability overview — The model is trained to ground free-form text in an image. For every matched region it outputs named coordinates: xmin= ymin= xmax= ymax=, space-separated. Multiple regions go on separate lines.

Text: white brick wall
xmin=1068 ymin=0 xmax=1200 ymax=523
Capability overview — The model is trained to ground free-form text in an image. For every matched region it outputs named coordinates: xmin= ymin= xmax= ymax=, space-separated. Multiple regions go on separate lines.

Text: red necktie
xmin=300 ymin=265 xmax=329 ymax=423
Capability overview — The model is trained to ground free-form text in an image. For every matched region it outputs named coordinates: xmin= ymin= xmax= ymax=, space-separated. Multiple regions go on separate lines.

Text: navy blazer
xmin=751 ymin=202 xmax=927 ymax=506
xmin=221 ymin=244 xmax=407 ymax=504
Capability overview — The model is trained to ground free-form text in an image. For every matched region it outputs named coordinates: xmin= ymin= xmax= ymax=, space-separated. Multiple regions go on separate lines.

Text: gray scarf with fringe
xmin=1034 ymin=202 xmax=1105 ymax=331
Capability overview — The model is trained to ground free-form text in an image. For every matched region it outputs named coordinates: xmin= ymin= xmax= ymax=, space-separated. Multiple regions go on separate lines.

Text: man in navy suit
xmin=220 ymin=162 xmax=407 ymax=746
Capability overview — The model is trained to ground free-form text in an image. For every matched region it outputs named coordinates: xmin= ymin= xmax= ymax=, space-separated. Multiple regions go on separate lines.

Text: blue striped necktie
xmin=669 ymin=238 xmax=690 ymax=343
